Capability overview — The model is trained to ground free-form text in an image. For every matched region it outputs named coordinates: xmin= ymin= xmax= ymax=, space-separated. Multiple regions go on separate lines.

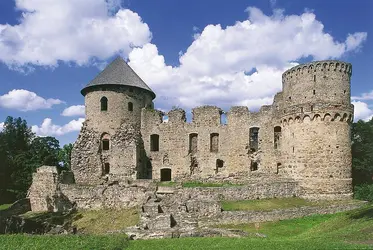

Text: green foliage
xmin=58 ymin=143 xmax=73 ymax=169
xmin=0 ymin=116 xmax=61 ymax=202
xmin=354 ymin=184 xmax=373 ymax=201
xmin=0 ymin=203 xmax=12 ymax=210
xmin=351 ymin=117 xmax=373 ymax=185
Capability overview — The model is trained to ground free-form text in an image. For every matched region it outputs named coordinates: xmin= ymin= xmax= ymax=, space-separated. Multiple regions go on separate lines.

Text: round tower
xmin=280 ymin=60 xmax=353 ymax=199
xmin=71 ymin=56 xmax=155 ymax=185
xmin=81 ymin=56 xmax=155 ymax=132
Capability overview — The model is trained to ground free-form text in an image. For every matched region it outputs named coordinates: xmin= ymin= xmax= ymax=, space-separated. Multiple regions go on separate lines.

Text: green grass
xmin=72 ymin=208 xmax=140 ymax=234
xmin=182 ymin=181 xmax=243 ymax=188
xmin=0 ymin=235 xmax=129 ymax=250
xmin=221 ymin=197 xmax=362 ymax=211
xmin=0 ymin=203 xmax=12 ymax=211
xmin=1 ymin=204 xmax=372 ymax=249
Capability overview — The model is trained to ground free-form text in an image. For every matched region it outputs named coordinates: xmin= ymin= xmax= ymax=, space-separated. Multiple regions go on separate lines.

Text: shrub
xmin=354 ymin=184 xmax=373 ymax=201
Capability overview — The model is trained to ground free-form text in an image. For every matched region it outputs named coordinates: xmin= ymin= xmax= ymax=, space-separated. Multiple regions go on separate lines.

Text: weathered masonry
xmin=64 ymin=57 xmax=353 ymax=200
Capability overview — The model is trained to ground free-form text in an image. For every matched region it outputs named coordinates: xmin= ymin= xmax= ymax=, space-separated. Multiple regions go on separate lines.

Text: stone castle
xmin=28 ymin=57 xmax=354 ymax=214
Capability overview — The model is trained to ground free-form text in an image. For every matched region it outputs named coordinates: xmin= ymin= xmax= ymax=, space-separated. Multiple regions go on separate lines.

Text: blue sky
xmin=0 ymin=0 xmax=372 ymax=146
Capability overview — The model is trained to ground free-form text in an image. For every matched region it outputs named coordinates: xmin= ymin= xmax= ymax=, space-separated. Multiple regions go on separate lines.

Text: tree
xmin=58 ymin=143 xmax=73 ymax=169
xmin=29 ymin=136 xmax=60 ymax=167
xmin=351 ymin=117 xmax=373 ymax=186
xmin=0 ymin=116 xmax=61 ymax=202
xmin=0 ymin=116 xmax=35 ymax=201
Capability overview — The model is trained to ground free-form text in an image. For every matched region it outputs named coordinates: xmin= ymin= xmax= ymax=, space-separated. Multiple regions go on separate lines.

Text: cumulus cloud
xmin=32 ymin=118 xmax=85 ymax=136
xmin=129 ymin=7 xmax=367 ymax=111
xmin=0 ymin=89 xmax=63 ymax=111
xmin=352 ymin=101 xmax=373 ymax=122
xmin=61 ymin=105 xmax=85 ymax=117
xmin=0 ymin=0 xmax=151 ymax=69
xmin=352 ymin=90 xmax=373 ymax=101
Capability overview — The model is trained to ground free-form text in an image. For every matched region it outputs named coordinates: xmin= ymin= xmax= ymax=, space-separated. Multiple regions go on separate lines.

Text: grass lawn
xmin=182 ymin=181 xmax=243 ymax=188
xmin=0 ymin=204 xmax=372 ymax=249
xmin=0 ymin=235 xmax=129 ymax=250
xmin=221 ymin=197 xmax=362 ymax=211
xmin=72 ymin=207 xmax=140 ymax=234
xmin=0 ymin=204 xmax=12 ymax=211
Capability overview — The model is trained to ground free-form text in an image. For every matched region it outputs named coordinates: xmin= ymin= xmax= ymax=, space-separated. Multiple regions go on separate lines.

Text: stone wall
xmin=202 ymin=201 xmax=365 ymax=226
xmin=27 ymin=166 xmax=59 ymax=212
xmin=141 ymin=105 xmax=281 ymax=182
xmin=60 ymin=181 xmax=156 ymax=210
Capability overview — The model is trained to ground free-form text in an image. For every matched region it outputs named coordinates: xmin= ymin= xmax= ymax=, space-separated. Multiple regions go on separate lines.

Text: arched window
xmin=100 ymin=97 xmax=108 ymax=111
xmin=249 ymin=127 xmax=259 ymax=151
xmin=150 ymin=134 xmax=159 ymax=151
xmin=102 ymin=133 xmax=110 ymax=151
xmin=128 ymin=102 xmax=133 ymax=111
xmin=274 ymin=126 xmax=282 ymax=150
xmin=210 ymin=133 xmax=219 ymax=152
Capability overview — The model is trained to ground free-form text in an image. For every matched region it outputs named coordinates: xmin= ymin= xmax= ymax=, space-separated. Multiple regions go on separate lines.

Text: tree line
xmin=0 ymin=115 xmax=372 ymax=204
xmin=0 ymin=116 xmax=72 ymax=203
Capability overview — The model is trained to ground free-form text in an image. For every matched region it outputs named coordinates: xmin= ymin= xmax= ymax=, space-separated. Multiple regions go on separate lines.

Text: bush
xmin=354 ymin=184 xmax=373 ymax=201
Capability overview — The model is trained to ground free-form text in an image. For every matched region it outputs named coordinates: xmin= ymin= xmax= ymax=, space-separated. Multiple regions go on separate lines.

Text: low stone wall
xmin=175 ymin=180 xmax=300 ymax=201
xmin=202 ymin=201 xmax=366 ymax=226
xmin=60 ymin=183 xmax=156 ymax=210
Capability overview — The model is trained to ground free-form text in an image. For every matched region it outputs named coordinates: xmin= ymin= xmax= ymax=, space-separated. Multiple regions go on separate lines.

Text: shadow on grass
xmin=349 ymin=205 xmax=373 ymax=220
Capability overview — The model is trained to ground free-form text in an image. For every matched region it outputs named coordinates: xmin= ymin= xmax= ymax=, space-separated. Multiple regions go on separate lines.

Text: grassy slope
xmin=0 ymin=235 xmax=129 ymax=250
xmin=0 ymin=204 xmax=372 ymax=249
xmin=221 ymin=197 xmax=362 ymax=211
xmin=72 ymin=208 xmax=140 ymax=234
xmin=128 ymin=204 xmax=373 ymax=250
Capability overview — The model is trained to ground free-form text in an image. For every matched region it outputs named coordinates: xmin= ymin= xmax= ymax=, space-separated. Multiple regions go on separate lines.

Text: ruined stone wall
xmin=27 ymin=166 xmax=59 ymax=212
xmin=141 ymin=106 xmax=283 ymax=181
xmin=60 ymin=181 xmax=156 ymax=210
xmin=280 ymin=60 xmax=353 ymax=199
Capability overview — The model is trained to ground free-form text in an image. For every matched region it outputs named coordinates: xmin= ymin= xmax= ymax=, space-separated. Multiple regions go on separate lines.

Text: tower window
xmin=150 ymin=134 xmax=159 ymax=151
xmin=100 ymin=97 xmax=108 ymax=111
xmin=313 ymin=90 xmax=316 ymax=95
xmin=104 ymin=163 xmax=110 ymax=175
xmin=102 ymin=139 xmax=109 ymax=150
xmin=311 ymin=105 xmax=314 ymax=111
xmin=128 ymin=102 xmax=133 ymax=111
xmin=314 ymin=75 xmax=316 ymax=82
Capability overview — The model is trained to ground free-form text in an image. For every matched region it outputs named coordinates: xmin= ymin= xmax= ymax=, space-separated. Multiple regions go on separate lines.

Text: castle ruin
xmin=28 ymin=57 xmax=354 ymax=220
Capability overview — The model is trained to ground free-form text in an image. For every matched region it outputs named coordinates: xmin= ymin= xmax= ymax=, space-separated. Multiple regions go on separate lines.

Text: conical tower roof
xmin=81 ymin=56 xmax=155 ymax=98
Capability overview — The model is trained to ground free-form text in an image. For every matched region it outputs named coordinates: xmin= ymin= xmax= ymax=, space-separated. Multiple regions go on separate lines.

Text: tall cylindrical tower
xmin=280 ymin=60 xmax=353 ymax=199
xmin=71 ymin=56 xmax=155 ymax=185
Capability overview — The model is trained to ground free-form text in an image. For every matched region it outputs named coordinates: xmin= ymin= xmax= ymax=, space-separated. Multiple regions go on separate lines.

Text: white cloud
xmin=0 ymin=0 xmax=151 ymax=69
xmin=0 ymin=122 xmax=4 ymax=132
xmin=0 ymin=89 xmax=63 ymax=111
xmin=352 ymin=90 xmax=373 ymax=101
xmin=129 ymin=7 xmax=367 ymax=111
xmin=62 ymin=105 xmax=85 ymax=117
xmin=32 ymin=118 xmax=85 ymax=136
xmin=352 ymin=101 xmax=373 ymax=122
